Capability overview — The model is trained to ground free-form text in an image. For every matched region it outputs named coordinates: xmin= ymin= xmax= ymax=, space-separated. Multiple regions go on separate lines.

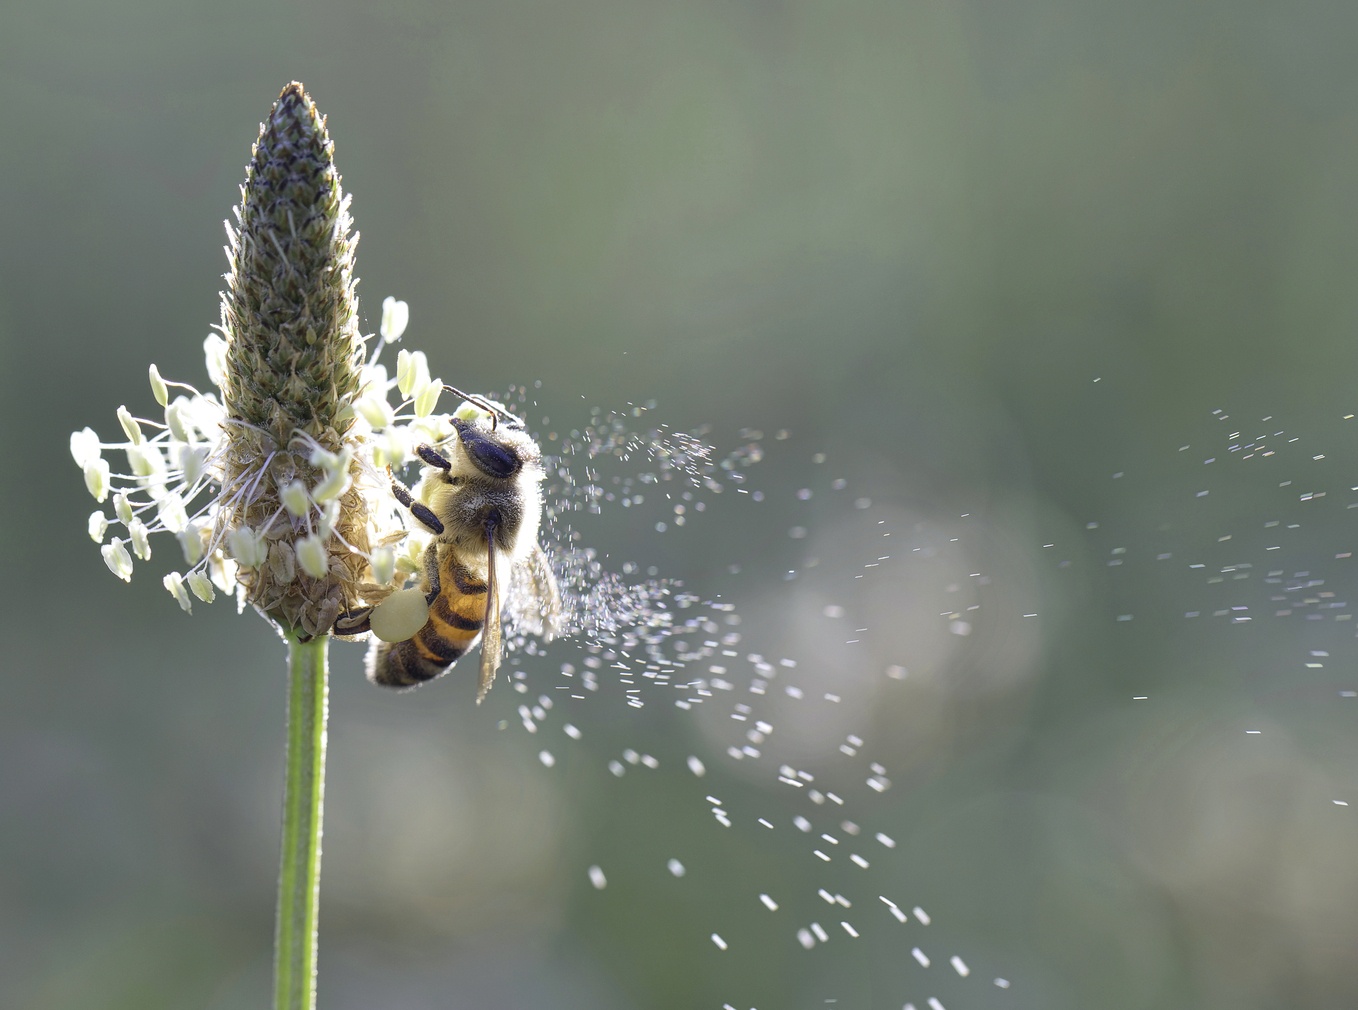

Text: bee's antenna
xmin=441 ymin=384 xmax=523 ymax=431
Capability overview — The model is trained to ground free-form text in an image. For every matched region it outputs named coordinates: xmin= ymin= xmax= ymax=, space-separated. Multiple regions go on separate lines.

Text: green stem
xmin=274 ymin=633 xmax=330 ymax=1010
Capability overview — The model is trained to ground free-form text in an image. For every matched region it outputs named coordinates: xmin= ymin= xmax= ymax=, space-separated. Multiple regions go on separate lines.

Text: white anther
xmin=186 ymin=570 xmax=216 ymax=603
xmin=414 ymin=378 xmax=442 ymax=418
xmin=88 ymin=511 xmax=109 ymax=543
xmin=179 ymin=446 xmax=206 ymax=488
xmin=156 ymin=493 xmax=189 ymax=534
xmin=208 ymin=555 xmax=238 ymax=593
xmin=149 ymin=363 xmax=169 ymax=407
xmin=165 ymin=399 xmax=189 ymax=443
xmin=84 ymin=458 xmax=111 ymax=502
xmin=311 ymin=466 xmax=350 ymax=505
xmin=281 ymin=480 xmax=311 ymax=517
xmin=355 ymin=395 xmax=396 ymax=430
xmin=102 ymin=538 xmax=134 ymax=582
xmin=177 ymin=522 xmax=205 ymax=566
xmin=228 ymin=527 xmax=266 ymax=569
xmin=127 ymin=443 xmax=162 ymax=479
xmin=398 ymin=350 xmax=430 ymax=399
xmin=308 ymin=446 xmax=341 ymax=471
xmin=117 ymin=405 xmax=144 ymax=445
xmin=318 ymin=499 xmax=340 ymax=538
xmin=163 ymin=571 xmax=193 ymax=613
xmin=202 ymin=334 xmax=228 ymax=389
xmin=128 ymin=519 xmax=152 ymax=560
xmin=296 ymin=533 xmax=330 ymax=579
xmin=70 ymin=427 xmax=101 ymax=468
xmin=380 ymin=296 xmax=410 ymax=341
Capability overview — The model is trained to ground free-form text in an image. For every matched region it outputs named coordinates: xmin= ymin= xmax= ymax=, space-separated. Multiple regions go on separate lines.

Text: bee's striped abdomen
xmin=367 ymin=556 xmax=489 ymax=689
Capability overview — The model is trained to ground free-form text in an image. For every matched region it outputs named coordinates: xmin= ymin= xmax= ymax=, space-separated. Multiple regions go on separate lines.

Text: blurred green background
xmin=5 ymin=1 xmax=1358 ymax=1008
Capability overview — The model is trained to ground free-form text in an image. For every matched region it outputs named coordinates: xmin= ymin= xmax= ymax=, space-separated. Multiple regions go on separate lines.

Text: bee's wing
xmin=477 ymin=524 xmax=503 ymax=704
xmin=508 ymin=542 xmax=563 ymax=640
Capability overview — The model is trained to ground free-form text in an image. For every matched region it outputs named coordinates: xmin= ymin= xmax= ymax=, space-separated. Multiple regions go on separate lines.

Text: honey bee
xmin=336 ymin=391 xmax=561 ymax=702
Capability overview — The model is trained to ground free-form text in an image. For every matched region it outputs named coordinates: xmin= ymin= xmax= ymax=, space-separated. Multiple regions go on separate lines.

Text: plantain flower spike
xmin=216 ymin=82 xmax=370 ymax=636
xmin=71 ymin=82 xmax=460 ymax=639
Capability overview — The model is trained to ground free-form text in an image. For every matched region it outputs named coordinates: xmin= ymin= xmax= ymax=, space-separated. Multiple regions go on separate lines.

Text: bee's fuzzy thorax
xmin=418 ymin=428 xmax=545 ymax=562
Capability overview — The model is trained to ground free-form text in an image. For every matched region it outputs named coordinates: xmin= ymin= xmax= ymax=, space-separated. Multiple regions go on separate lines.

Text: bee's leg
xmin=421 ymin=543 xmax=442 ymax=605
xmin=333 ymin=606 xmax=373 ymax=635
xmin=391 ymin=476 xmax=445 ymax=535
xmin=416 ymin=444 xmax=452 ymax=470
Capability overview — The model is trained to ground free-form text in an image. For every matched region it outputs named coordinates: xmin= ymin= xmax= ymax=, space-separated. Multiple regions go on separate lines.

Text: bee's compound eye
xmin=468 ymin=440 xmax=519 ymax=478
xmin=370 ymin=587 xmax=430 ymax=642
xmin=454 ymin=418 xmax=522 ymax=477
